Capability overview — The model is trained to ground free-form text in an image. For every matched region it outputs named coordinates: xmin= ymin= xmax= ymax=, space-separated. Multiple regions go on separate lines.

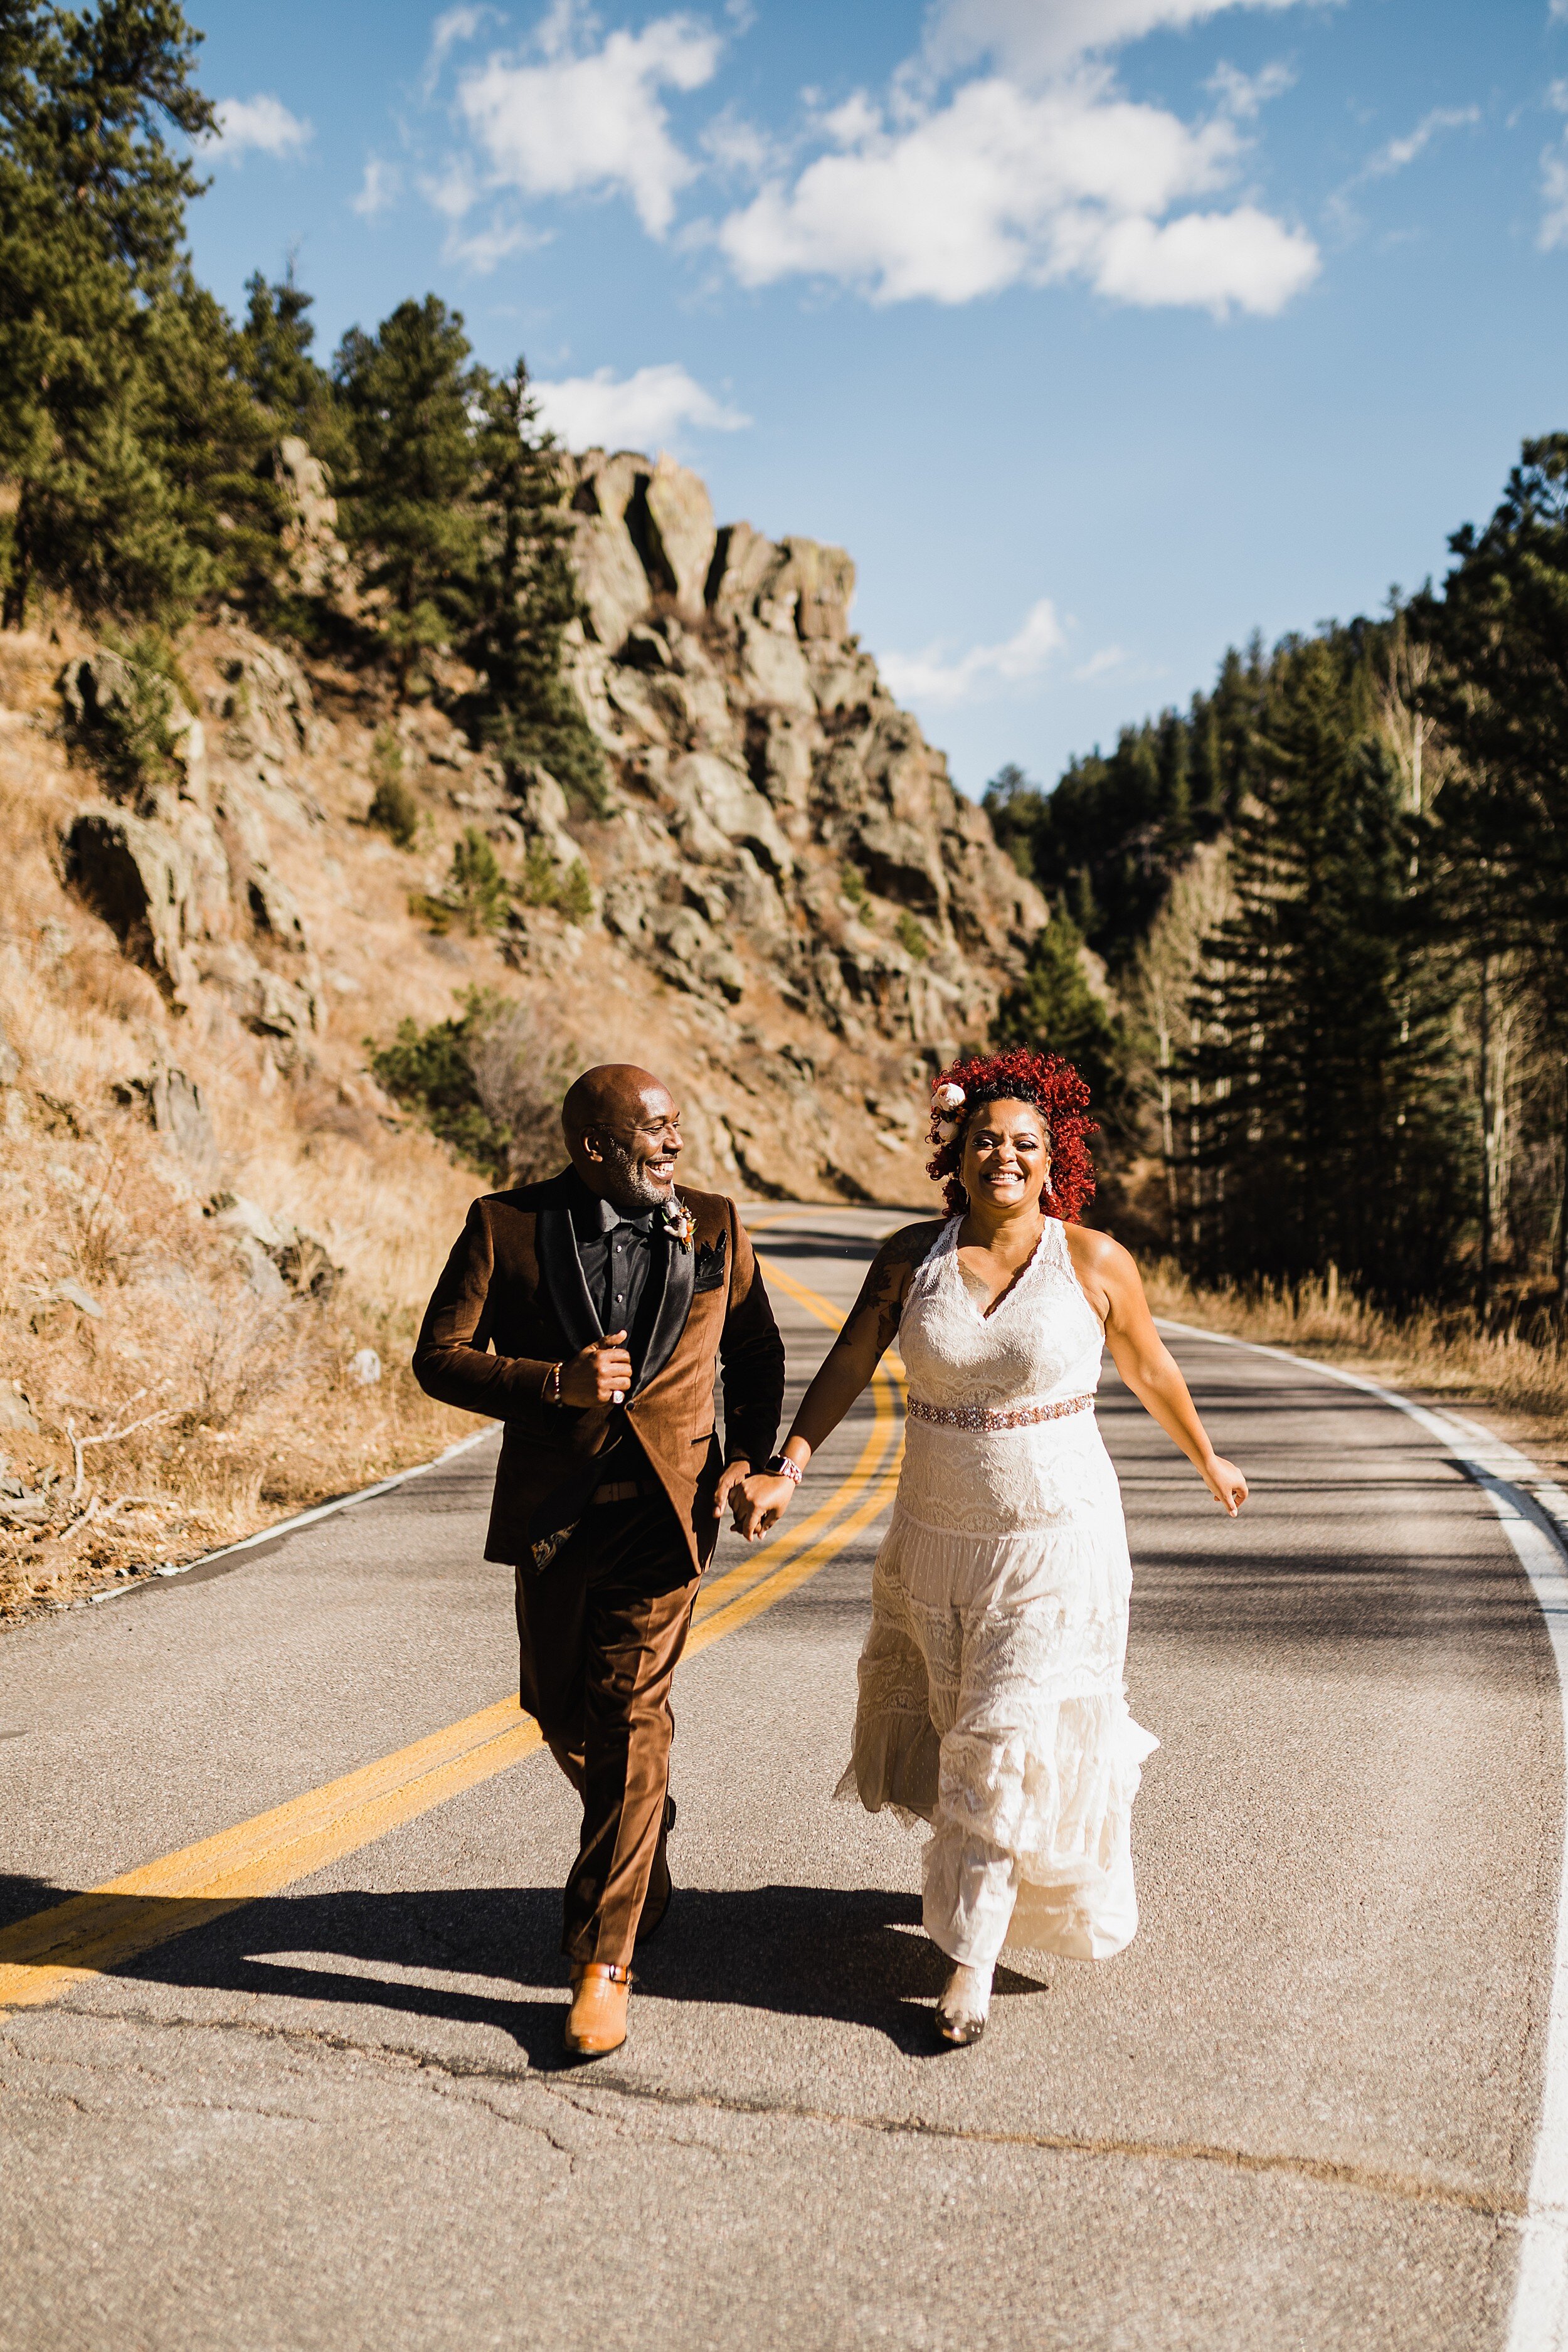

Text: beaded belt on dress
xmin=905 ymin=1392 xmax=1095 ymax=1431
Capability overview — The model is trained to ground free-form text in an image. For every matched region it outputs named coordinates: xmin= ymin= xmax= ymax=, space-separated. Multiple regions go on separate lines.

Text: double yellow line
xmin=0 ymin=1230 xmax=904 ymax=2021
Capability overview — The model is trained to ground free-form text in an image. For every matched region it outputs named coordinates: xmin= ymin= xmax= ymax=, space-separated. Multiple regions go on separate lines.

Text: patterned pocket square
xmin=692 ymin=1232 xmax=728 ymax=1293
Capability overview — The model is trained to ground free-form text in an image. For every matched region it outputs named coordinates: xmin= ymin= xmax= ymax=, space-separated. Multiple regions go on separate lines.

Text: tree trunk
xmin=1478 ymin=955 xmax=1491 ymax=1323
xmin=1154 ymin=1009 xmax=1178 ymax=1239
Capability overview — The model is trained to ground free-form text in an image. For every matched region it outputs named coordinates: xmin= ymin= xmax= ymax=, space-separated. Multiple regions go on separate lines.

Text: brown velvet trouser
xmin=514 ymin=1490 xmax=701 ymax=1968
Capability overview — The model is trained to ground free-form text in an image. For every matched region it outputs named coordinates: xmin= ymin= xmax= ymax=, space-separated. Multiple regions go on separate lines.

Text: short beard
xmin=597 ymin=1135 xmax=670 ymax=1210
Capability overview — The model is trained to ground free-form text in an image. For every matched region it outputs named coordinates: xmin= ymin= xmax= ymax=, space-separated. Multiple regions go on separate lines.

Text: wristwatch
xmin=765 ymin=1453 xmax=803 ymax=1485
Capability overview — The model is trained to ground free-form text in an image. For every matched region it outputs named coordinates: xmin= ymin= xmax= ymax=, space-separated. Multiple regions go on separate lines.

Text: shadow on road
xmin=0 ymin=1876 xmax=1047 ymax=2063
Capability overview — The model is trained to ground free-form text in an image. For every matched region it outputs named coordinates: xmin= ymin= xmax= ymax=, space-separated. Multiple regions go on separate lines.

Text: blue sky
xmin=185 ymin=0 xmax=1568 ymax=797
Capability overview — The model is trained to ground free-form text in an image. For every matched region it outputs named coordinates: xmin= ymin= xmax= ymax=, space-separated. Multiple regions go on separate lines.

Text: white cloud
xmin=446 ymin=216 xmax=543 ymax=272
xmin=416 ymin=151 xmax=545 ymax=270
xmin=879 ymin=598 xmax=1067 ymax=707
xmin=921 ymin=0 xmax=1309 ymax=85
xmin=531 ymin=363 xmax=750 ymax=450
xmin=1207 ymin=58 xmax=1295 ymax=118
xmin=351 ymin=156 xmax=400 ymax=218
xmin=1364 ymin=105 xmax=1480 ymax=177
xmin=1542 ymin=135 xmax=1568 ymax=249
xmin=1073 ymin=645 xmax=1130 ymax=682
xmin=456 ymin=11 xmax=722 ymax=238
xmin=1093 ymin=202 xmax=1316 ymax=310
xmin=421 ymin=157 xmax=480 ymax=220
xmin=425 ymin=4 xmax=501 ymax=92
xmin=718 ymin=71 xmax=1318 ymax=313
xmin=206 ymin=95 xmax=312 ymax=162
xmin=1553 ymin=1 xmax=1568 ymax=22
xmin=701 ymin=107 xmax=778 ymax=181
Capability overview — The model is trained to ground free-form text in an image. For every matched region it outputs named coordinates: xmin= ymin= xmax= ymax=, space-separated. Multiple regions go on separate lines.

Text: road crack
xmin=527 ymin=2075 xmax=1525 ymax=2220
xmin=13 ymin=1998 xmax=1520 ymax=2216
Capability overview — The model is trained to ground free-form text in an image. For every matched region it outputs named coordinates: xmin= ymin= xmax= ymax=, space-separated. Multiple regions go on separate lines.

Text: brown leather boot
xmin=564 ymin=1961 xmax=632 ymax=2058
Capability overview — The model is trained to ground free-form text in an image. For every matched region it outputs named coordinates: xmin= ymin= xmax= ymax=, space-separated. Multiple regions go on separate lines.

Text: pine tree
xmin=467 ymin=359 xmax=604 ymax=810
xmin=1418 ymin=436 xmax=1568 ymax=1313
xmin=993 ymin=907 xmax=1128 ymax=1116
xmin=1193 ymin=637 xmax=1464 ymax=1302
xmin=980 ymin=761 xmax=1046 ymax=879
xmin=239 ymin=264 xmax=346 ymax=467
xmin=334 ymin=295 xmax=484 ymax=689
xmin=140 ymin=269 xmax=281 ymax=605
xmin=0 ymin=0 xmax=218 ymax=625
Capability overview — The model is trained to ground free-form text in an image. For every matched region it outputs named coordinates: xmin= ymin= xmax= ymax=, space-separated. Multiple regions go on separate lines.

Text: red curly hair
xmin=926 ymin=1047 xmax=1098 ymax=1221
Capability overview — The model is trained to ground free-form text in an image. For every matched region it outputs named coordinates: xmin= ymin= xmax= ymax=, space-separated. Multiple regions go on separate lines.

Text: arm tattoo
xmin=833 ymin=1224 xmax=944 ymax=1362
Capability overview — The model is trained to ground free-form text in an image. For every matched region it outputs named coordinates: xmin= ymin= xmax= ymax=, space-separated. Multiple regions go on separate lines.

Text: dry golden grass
xmin=1144 ymin=1261 xmax=1568 ymax=1469
xmin=0 ymin=623 xmax=487 ymax=1621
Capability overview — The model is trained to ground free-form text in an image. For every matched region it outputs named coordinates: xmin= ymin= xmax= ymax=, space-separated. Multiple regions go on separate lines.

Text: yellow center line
xmin=692 ymin=1372 xmax=891 ymax=1623
xmin=0 ymin=1254 xmax=908 ymax=2023
xmin=688 ymin=1426 xmax=904 ymax=1653
xmin=692 ymin=1243 xmax=901 ymax=1623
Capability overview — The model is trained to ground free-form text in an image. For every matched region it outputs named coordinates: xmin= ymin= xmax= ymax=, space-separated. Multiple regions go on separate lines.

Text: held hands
xmin=1202 ymin=1454 xmax=1249 ymax=1517
xmin=559 ymin=1332 xmax=634 ymax=1408
xmin=728 ymin=1472 xmax=797 ymax=1544
xmin=712 ymin=1459 xmax=751 ymax=1525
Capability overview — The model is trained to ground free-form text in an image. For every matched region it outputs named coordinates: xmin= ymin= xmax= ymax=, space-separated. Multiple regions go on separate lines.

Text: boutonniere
xmin=662 ymin=1195 xmax=694 ymax=1249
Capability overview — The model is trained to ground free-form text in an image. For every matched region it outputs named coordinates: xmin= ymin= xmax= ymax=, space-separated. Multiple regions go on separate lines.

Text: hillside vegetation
xmin=990 ymin=458 xmax=1568 ymax=1343
xmin=0 ymin=2 xmax=1044 ymax=1619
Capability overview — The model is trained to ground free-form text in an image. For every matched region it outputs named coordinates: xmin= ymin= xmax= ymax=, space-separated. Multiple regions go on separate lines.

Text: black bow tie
xmin=593 ymin=1196 xmax=656 ymax=1237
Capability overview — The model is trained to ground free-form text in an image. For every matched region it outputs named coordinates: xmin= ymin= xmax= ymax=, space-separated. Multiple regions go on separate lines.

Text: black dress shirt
xmin=566 ymin=1171 xmax=667 ymax=1378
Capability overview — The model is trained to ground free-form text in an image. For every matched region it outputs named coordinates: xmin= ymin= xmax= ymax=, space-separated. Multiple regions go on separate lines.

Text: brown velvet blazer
xmin=411 ymin=1171 xmax=785 ymax=1572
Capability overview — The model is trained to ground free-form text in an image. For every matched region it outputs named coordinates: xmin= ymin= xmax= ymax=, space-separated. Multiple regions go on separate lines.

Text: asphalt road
xmin=1 ymin=1203 xmax=1562 ymax=2351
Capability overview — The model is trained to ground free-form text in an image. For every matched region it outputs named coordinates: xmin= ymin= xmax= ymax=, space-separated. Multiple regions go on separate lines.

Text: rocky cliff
xmin=50 ymin=443 xmax=1042 ymax=1202
xmin=0 ymin=446 xmax=1041 ymax=1612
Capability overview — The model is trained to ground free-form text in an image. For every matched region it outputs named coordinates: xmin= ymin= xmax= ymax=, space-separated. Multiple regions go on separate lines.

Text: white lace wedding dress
xmin=838 ymin=1214 xmax=1157 ymax=1966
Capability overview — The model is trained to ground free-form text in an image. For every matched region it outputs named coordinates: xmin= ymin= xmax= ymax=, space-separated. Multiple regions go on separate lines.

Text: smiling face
xmin=564 ymin=1067 xmax=683 ymax=1209
xmin=958 ymin=1096 xmax=1051 ymax=1216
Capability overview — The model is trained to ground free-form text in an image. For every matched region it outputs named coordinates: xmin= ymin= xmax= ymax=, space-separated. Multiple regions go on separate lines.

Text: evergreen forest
xmin=0 ymin=0 xmax=602 ymax=801
xmin=988 ymin=448 xmax=1568 ymax=1318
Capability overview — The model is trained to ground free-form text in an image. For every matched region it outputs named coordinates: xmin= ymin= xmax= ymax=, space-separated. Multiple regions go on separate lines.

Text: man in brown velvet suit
xmin=413 ymin=1064 xmax=785 ymax=2058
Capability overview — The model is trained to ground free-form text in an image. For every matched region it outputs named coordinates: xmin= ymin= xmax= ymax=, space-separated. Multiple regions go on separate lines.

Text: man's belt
xmin=588 ymin=1477 xmax=660 ymax=1507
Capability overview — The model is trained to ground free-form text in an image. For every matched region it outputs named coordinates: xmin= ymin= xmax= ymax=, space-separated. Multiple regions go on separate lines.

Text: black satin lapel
xmin=537 ymin=1205 xmax=601 ymax=1354
xmin=634 ymin=1235 xmax=694 ymax=1394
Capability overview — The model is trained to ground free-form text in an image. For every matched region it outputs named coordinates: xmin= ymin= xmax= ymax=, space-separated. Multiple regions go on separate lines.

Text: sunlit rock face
xmin=559 ymin=445 xmax=1044 ymax=1098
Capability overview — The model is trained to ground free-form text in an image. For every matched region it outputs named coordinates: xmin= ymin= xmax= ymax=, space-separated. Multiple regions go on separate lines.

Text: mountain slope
xmin=0 ymin=447 xmax=1040 ymax=1616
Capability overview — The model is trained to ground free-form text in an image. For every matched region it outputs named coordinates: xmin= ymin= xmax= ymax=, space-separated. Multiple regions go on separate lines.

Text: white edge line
xmin=85 ymin=1422 xmax=502 ymax=1606
xmin=1158 ymin=1318 xmax=1568 ymax=2344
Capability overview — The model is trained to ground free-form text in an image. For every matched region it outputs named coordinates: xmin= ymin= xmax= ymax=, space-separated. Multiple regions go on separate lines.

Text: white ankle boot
xmin=935 ymin=1960 xmax=993 ymax=2045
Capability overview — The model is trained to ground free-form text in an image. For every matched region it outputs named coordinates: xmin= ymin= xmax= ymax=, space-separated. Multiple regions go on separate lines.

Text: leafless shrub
xmin=467 ymin=997 xmax=578 ymax=1185
xmin=289 ymin=1071 xmax=379 ymax=1146
xmin=181 ymin=1283 xmax=329 ymax=1431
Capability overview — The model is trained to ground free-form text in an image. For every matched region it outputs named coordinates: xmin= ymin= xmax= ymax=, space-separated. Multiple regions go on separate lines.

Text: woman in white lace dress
xmin=734 ymin=1048 xmax=1247 ymax=2046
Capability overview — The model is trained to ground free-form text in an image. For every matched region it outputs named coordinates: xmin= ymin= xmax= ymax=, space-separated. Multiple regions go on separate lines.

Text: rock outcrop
xmin=556 ymin=447 xmax=1043 ymax=1061
xmin=44 ymin=450 xmax=1042 ymax=1204
xmin=58 ymin=633 xmax=326 ymax=1052
xmin=273 ymin=436 xmax=358 ymax=613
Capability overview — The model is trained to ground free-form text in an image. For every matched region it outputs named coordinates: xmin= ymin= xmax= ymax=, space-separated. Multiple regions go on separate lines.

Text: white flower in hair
xmin=935 ymin=1118 xmax=960 ymax=1143
xmin=932 ymin=1081 xmax=966 ymax=1115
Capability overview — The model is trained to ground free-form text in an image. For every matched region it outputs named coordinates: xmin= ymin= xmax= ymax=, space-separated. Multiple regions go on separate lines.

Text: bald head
xmin=562 ymin=1064 xmax=682 ymax=1209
